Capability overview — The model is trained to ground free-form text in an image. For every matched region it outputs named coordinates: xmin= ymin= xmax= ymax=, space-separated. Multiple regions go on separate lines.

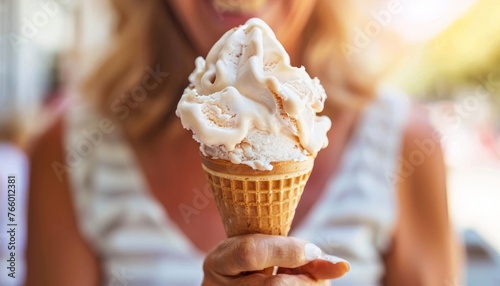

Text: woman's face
xmin=169 ymin=0 xmax=318 ymax=55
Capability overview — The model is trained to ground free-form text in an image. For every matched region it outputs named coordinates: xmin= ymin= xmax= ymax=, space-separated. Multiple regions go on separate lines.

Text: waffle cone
xmin=201 ymin=155 xmax=314 ymax=237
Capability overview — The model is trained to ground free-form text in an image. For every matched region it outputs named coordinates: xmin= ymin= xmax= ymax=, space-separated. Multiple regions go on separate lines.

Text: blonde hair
xmin=84 ymin=0 xmax=376 ymax=140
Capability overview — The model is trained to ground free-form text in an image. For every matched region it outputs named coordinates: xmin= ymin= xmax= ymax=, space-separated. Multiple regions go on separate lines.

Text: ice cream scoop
xmin=176 ymin=18 xmax=331 ymax=171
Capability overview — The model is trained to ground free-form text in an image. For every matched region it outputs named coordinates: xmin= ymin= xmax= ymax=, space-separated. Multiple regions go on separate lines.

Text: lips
xmin=211 ymin=0 xmax=267 ymax=14
xmin=201 ymin=0 xmax=272 ymax=29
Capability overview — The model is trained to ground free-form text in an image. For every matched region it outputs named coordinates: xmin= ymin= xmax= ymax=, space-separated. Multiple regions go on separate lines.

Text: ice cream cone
xmin=201 ymin=155 xmax=313 ymax=274
xmin=177 ymin=18 xmax=330 ymax=277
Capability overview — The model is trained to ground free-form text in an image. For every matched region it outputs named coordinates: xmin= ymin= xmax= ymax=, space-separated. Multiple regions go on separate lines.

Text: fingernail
xmin=321 ymin=253 xmax=351 ymax=271
xmin=305 ymin=243 xmax=322 ymax=261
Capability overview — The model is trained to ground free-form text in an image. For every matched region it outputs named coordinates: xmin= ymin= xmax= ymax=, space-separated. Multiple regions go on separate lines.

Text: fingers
xmin=277 ymin=253 xmax=350 ymax=280
xmin=203 ymin=234 xmax=350 ymax=286
xmin=234 ymin=273 xmax=329 ymax=286
xmin=205 ymin=234 xmax=321 ymax=276
xmin=294 ymin=258 xmax=350 ymax=280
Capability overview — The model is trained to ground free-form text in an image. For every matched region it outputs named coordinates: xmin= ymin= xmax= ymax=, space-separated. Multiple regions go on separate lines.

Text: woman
xmin=26 ymin=0 xmax=461 ymax=285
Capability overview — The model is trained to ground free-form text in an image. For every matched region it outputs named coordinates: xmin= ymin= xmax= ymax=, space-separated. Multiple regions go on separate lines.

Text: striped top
xmin=64 ymin=90 xmax=410 ymax=286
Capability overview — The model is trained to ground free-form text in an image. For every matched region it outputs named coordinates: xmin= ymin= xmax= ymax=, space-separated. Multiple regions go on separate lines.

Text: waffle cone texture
xmin=201 ymin=155 xmax=314 ymax=237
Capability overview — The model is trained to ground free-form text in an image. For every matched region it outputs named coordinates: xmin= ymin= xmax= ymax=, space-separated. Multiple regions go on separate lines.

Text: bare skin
xmin=26 ymin=104 xmax=461 ymax=285
xmin=383 ymin=106 xmax=463 ymax=285
xmin=25 ymin=110 xmax=353 ymax=285
xmin=130 ymin=109 xmax=358 ymax=252
xmin=26 ymin=119 xmax=101 ymax=286
xmin=26 ymin=1 xmax=461 ymax=284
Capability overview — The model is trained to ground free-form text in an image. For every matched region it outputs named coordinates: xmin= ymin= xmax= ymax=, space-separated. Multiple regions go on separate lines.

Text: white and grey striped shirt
xmin=65 ymin=90 xmax=410 ymax=286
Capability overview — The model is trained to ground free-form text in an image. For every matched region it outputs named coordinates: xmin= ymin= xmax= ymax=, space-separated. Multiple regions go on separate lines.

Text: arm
xmin=25 ymin=118 xmax=100 ymax=286
xmin=384 ymin=106 xmax=464 ymax=285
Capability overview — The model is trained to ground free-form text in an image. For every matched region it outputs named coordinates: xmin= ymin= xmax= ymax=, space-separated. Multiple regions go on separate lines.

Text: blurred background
xmin=1 ymin=0 xmax=499 ymax=285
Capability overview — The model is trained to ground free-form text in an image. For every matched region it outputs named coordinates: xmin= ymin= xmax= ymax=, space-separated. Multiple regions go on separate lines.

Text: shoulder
xmin=28 ymin=114 xmax=69 ymax=218
xmin=396 ymin=103 xmax=449 ymax=229
xmin=399 ymin=103 xmax=445 ymax=184
xmin=29 ymin=95 xmax=73 ymax=163
xmin=373 ymin=89 xmax=440 ymax=160
xmin=29 ymin=114 xmax=66 ymax=178
xmin=404 ymin=104 xmax=437 ymax=143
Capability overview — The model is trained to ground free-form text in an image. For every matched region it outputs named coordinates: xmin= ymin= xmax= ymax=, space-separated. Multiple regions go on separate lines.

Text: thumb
xmin=209 ymin=235 xmax=323 ymax=276
xmin=301 ymin=256 xmax=350 ymax=280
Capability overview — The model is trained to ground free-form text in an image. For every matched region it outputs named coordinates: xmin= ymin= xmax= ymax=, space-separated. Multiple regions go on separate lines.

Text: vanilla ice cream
xmin=176 ymin=18 xmax=331 ymax=170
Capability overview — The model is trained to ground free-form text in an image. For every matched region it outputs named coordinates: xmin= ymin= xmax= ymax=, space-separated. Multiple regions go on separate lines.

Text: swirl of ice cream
xmin=176 ymin=18 xmax=331 ymax=170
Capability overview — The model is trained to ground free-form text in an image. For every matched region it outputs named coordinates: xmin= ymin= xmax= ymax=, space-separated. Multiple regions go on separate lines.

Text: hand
xmin=202 ymin=234 xmax=350 ymax=286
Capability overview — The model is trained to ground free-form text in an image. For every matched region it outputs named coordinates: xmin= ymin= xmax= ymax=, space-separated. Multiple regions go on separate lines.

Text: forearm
xmin=384 ymin=228 xmax=463 ymax=285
